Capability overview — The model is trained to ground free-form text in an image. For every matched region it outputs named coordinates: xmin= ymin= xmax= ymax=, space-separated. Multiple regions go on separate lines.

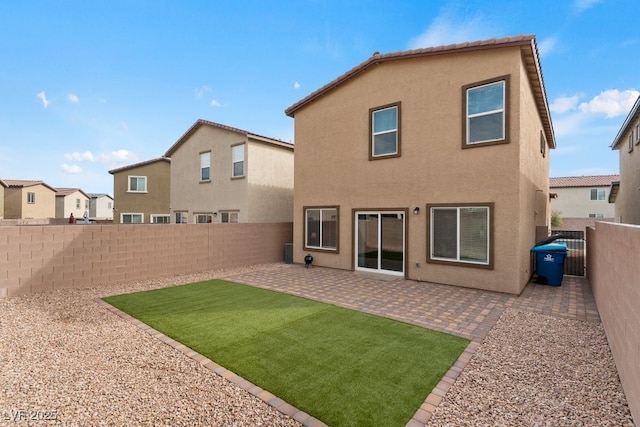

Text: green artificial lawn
xmin=103 ymin=280 xmax=469 ymax=427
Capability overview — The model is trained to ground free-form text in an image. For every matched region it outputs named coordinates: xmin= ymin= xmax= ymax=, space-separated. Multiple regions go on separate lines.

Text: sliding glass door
xmin=355 ymin=211 xmax=405 ymax=275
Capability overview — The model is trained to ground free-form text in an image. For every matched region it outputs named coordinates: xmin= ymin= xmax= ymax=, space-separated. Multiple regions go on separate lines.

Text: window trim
xmin=369 ymin=102 xmax=401 ymax=160
xmin=127 ymin=176 xmax=147 ymax=193
xmin=121 ymin=213 xmax=144 ymax=224
xmin=150 ymin=214 xmax=170 ymax=224
xmin=635 ymin=124 xmax=640 ymax=146
xmin=175 ymin=211 xmax=188 ymax=224
xmin=462 ymin=75 xmax=510 ymax=148
xmin=426 ymin=203 xmax=494 ymax=269
xmin=231 ymin=143 xmax=245 ymax=179
xmin=27 ymin=192 xmax=35 ymax=204
xmin=590 ymin=188 xmax=606 ymax=201
xmin=220 ymin=211 xmax=239 ymax=223
xmin=303 ymin=206 xmax=340 ymax=253
xmin=194 ymin=213 xmax=213 ymax=223
xmin=200 ymin=151 xmax=211 ymax=182
xmin=540 ymin=130 xmax=546 ymax=158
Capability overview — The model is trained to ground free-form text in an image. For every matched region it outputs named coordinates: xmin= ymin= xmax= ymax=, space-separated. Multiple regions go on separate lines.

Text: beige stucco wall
xmin=615 ymin=118 xmax=640 ymax=224
xmin=0 ymin=185 xmax=4 ymax=219
xmin=551 ymin=186 xmax=615 ymax=218
xmin=587 ymin=222 xmax=640 ymax=424
xmin=291 ymin=47 xmax=550 ymax=294
xmin=4 ymin=185 xmax=55 ymax=219
xmin=55 ymin=191 xmax=90 ymax=219
xmin=169 ymin=125 xmax=293 ymax=223
xmin=112 ymin=160 xmax=170 ymax=224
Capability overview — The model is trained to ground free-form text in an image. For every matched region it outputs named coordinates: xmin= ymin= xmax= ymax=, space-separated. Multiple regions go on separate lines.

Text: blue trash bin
xmin=531 ymin=243 xmax=568 ymax=286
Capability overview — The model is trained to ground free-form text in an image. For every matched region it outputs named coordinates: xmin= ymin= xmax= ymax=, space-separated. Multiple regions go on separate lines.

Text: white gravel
xmin=1 ymin=265 xmax=634 ymax=426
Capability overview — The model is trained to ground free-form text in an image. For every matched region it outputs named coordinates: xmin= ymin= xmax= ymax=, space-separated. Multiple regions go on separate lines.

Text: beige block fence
xmin=587 ymin=221 xmax=640 ymax=424
xmin=0 ymin=223 xmax=292 ymax=298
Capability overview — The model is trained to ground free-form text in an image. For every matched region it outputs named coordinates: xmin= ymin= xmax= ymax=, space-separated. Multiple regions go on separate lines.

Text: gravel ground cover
xmin=0 ymin=264 xmax=634 ymax=426
xmin=428 ymin=309 xmax=634 ymax=426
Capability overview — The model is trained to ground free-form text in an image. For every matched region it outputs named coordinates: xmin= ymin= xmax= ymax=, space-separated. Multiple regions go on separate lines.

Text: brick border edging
xmin=97 ymin=298 xmax=480 ymax=427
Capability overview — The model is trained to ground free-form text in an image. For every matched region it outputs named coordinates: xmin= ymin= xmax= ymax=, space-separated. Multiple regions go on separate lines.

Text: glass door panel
xmin=355 ymin=211 xmax=404 ymax=275
xmin=381 ymin=213 xmax=404 ymax=272
xmin=357 ymin=213 xmax=379 ymax=269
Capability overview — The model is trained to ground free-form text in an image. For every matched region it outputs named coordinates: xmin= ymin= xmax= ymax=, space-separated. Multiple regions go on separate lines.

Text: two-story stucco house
xmin=108 ymin=157 xmax=171 ymax=224
xmin=164 ymin=119 xmax=294 ymax=224
xmin=55 ymin=188 xmax=91 ymax=221
xmin=549 ymin=175 xmax=618 ymax=231
xmin=609 ymin=94 xmax=640 ymax=225
xmin=1 ymin=179 xmax=56 ymax=220
xmin=88 ymin=193 xmax=114 ymax=220
xmin=285 ymin=35 xmax=555 ymax=295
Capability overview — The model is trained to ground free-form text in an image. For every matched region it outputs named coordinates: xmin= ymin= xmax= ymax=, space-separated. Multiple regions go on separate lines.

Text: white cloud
xmin=60 ymin=163 xmax=83 ymax=174
xmin=98 ymin=149 xmax=135 ymax=163
xmin=574 ymin=0 xmax=603 ymax=13
xmin=210 ymin=99 xmax=221 ymax=107
xmin=550 ymin=95 xmax=581 ymax=114
xmin=294 ymin=82 xmax=301 ymax=90
xmin=64 ymin=151 xmax=95 ymax=162
xmin=537 ymin=37 xmax=557 ymax=57
xmin=408 ymin=13 xmax=494 ymax=49
xmin=67 ymin=93 xmax=79 ymax=103
xmin=579 ymin=89 xmax=640 ymax=118
xmin=36 ymin=91 xmax=50 ymax=108
xmin=195 ymin=85 xmax=211 ymax=98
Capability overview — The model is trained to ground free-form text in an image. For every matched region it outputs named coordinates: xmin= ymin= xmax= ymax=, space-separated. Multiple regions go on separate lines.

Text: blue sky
xmin=1 ymin=0 xmax=638 ymax=194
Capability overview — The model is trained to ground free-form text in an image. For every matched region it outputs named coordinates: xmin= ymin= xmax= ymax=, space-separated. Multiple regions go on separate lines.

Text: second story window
xmin=370 ymin=103 xmax=400 ymax=159
xmin=76 ymin=199 xmax=81 ymax=209
xmin=128 ymin=176 xmax=147 ymax=192
xmin=232 ymin=144 xmax=245 ymax=177
xmin=463 ymin=76 xmax=509 ymax=147
xmin=590 ymin=188 xmax=605 ymax=201
xmin=27 ymin=192 xmax=35 ymax=204
xmin=200 ymin=152 xmax=211 ymax=181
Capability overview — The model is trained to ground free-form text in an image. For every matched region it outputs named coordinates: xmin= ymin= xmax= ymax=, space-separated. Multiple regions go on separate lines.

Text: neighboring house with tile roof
xmin=164 ymin=119 xmax=294 ymax=224
xmin=55 ymin=188 xmax=91 ymax=221
xmin=285 ymin=34 xmax=555 ymax=295
xmin=109 ymin=157 xmax=171 ymax=224
xmin=1 ymin=179 xmax=56 ymax=219
xmin=610 ymin=94 xmax=640 ymax=225
xmin=88 ymin=193 xmax=114 ymax=220
xmin=549 ymin=175 xmax=619 ymax=230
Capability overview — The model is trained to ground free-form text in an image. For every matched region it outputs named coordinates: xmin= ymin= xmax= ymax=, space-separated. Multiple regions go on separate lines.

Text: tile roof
xmin=108 ymin=157 xmax=170 ymax=174
xmin=284 ymin=34 xmax=555 ymax=149
xmin=1 ymin=179 xmax=56 ymax=191
xmin=55 ymin=188 xmax=91 ymax=199
xmin=164 ymin=119 xmax=294 ymax=157
xmin=550 ymin=175 xmax=620 ymax=188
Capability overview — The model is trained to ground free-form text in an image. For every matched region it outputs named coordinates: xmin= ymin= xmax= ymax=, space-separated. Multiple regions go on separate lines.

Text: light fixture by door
xmin=413 ymin=207 xmax=420 ymax=214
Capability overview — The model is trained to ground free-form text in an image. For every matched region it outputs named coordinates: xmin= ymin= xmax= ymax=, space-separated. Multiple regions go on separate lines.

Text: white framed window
xmin=151 ymin=215 xmax=170 ymax=224
xmin=629 ymin=134 xmax=634 ymax=152
xmin=590 ymin=188 xmax=606 ymax=201
xmin=175 ymin=212 xmax=188 ymax=224
xmin=220 ymin=211 xmax=239 ymax=223
xmin=428 ymin=204 xmax=492 ymax=268
xmin=27 ymin=192 xmax=35 ymax=204
xmin=540 ymin=131 xmax=546 ymax=158
xmin=200 ymin=151 xmax=211 ymax=181
xmin=370 ymin=103 xmax=400 ymax=159
xmin=589 ymin=213 xmax=605 ymax=218
xmin=232 ymin=144 xmax=245 ymax=177
xmin=636 ymin=124 xmax=640 ymax=145
xmin=76 ymin=198 xmax=81 ymax=209
xmin=463 ymin=76 xmax=509 ymax=147
xmin=195 ymin=214 xmax=213 ymax=223
xmin=305 ymin=207 xmax=338 ymax=251
xmin=121 ymin=213 xmax=143 ymax=224
xmin=128 ymin=176 xmax=147 ymax=192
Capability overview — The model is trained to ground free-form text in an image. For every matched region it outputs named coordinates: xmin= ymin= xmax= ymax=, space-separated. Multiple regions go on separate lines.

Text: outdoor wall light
xmin=413 ymin=207 xmax=420 ymax=214
xmin=213 ymin=212 xmax=218 ymax=217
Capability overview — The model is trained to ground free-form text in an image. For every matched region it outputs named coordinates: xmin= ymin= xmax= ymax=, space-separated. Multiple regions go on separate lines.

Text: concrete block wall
xmin=587 ymin=221 xmax=640 ymax=424
xmin=0 ymin=223 xmax=293 ymax=298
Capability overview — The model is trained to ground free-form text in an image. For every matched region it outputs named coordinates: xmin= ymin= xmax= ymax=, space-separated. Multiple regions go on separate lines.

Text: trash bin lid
xmin=532 ymin=242 xmax=568 ymax=252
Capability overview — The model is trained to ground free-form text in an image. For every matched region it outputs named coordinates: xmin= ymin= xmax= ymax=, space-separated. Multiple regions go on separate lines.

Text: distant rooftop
xmin=550 ymin=175 xmax=620 ymax=188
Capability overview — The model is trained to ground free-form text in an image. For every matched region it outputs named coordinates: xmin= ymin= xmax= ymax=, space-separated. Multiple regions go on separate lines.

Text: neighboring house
xmin=609 ymin=94 xmax=640 ymax=225
xmin=164 ymin=119 xmax=294 ymax=224
xmin=88 ymin=193 xmax=114 ymax=220
xmin=0 ymin=179 xmax=56 ymax=219
xmin=285 ymin=35 xmax=555 ymax=295
xmin=108 ymin=157 xmax=171 ymax=224
xmin=550 ymin=175 xmax=618 ymax=231
xmin=55 ymin=188 xmax=91 ymax=221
